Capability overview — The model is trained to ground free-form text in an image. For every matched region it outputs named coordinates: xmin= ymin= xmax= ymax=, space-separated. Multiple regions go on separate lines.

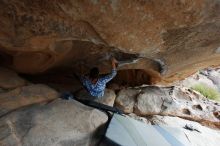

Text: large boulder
xmin=115 ymin=88 xmax=140 ymax=113
xmin=76 ymin=88 xmax=116 ymax=106
xmin=0 ymin=67 xmax=26 ymax=89
xmin=95 ymin=89 xmax=116 ymax=107
xmin=0 ymin=99 xmax=108 ymax=146
xmin=0 ymin=84 xmax=59 ymax=117
xmin=135 ymin=86 xmax=170 ymax=115
xmin=115 ymin=86 xmax=220 ymax=128
xmin=1 ymin=1 xmax=220 ymax=84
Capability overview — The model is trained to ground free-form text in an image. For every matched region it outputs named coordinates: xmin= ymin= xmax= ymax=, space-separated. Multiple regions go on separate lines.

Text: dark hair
xmin=89 ymin=67 xmax=99 ymax=79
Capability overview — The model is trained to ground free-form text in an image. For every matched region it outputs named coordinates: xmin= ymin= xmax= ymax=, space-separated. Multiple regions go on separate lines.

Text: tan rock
xmin=115 ymin=86 xmax=220 ymax=128
xmin=115 ymin=88 xmax=140 ymax=113
xmin=0 ymin=67 xmax=26 ymax=89
xmin=0 ymin=84 xmax=59 ymax=117
xmin=135 ymin=86 xmax=170 ymax=115
xmin=1 ymin=1 xmax=220 ymax=84
xmin=0 ymin=99 xmax=108 ymax=146
xmin=76 ymin=88 xmax=116 ymax=106
xmin=95 ymin=89 xmax=116 ymax=107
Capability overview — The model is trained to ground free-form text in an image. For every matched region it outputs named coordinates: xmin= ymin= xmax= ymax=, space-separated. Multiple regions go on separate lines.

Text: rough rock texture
xmin=0 ymin=84 xmax=59 ymax=117
xmin=146 ymin=115 xmax=220 ymax=146
xmin=1 ymin=0 xmax=220 ymax=85
xmin=76 ymin=88 xmax=116 ymax=106
xmin=135 ymin=86 xmax=170 ymax=115
xmin=115 ymin=86 xmax=220 ymax=128
xmin=95 ymin=89 xmax=116 ymax=107
xmin=0 ymin=99 xmax=108 ymax=146
xmin=115 ymin=88 xmax=140 ymax=113
xmin=0 ymin=67 xmax=26 ymax=89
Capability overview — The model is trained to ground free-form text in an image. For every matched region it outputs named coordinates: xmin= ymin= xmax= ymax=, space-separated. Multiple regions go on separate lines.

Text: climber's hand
xmin=111 ymin=57 xmax=118 ymax=69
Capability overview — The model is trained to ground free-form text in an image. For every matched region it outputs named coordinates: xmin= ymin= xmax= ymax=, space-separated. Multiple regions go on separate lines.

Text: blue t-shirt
xmin=81 ymin=69 xmax=117 ymax=98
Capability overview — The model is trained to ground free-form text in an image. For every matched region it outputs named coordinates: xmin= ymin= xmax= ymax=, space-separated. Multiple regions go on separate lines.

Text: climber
xmin=79 ymin=57 xmax=118 ymax=100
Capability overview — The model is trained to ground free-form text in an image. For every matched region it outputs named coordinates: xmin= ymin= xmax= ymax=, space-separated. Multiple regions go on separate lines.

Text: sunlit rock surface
xmin=115 ymin=88 xmax=140 ymax=113
xmin=130 ymin=115 xmax=220 ymax=146
xmin=1 ymin=0 xmax=220 ymax=84
xmin=115 ymin=86 xmax=220 ymax=128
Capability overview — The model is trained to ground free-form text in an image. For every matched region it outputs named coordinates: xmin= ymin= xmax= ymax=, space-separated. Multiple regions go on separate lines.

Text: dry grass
xmin=192 ymin=84 xmax=220 ymax=101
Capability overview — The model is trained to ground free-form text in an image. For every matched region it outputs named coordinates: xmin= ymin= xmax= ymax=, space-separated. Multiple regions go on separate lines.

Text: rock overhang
xmin=1 ymin=0 xmax=220 ymax=85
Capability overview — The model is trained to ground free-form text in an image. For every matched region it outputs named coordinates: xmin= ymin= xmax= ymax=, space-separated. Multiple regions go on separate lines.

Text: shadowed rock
xmin=0 ymin=67 xmax=26 ymax=89
xmin=0 ymin=99 xmax=108 ymax=146
xmin=1 ymin=0 xmax=220 ymax=85
xmin=0 ymin=84 xmax=59 ymax=117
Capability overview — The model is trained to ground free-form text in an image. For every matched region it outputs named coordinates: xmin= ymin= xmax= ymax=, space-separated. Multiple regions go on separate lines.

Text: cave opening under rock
xmin=0 ymin=37 xmax=163 ymax=90
xmin=19 ymin=68 xmax=161 ymax=93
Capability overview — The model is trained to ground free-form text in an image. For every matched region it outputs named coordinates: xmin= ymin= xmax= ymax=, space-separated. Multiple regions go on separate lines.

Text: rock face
xmin=1 ymin=0 xmax=220 ymax=85
xmin=0 ymin=66 xmax=220 ymax=145
xmin=76 ymin=88 xmax=116 ymax=106
xmin=135 ymin=86 xmax=170 ymax=115
xmin=0 ymin=68 xmax=108 ymax=146
xmin=115 ymin=89 xmax=140 ymax=113
xmin=147 ymin=115 xmax=220 ymax=146
xmin=95 ymin=89 xmax=116 ymax=107
xmin=1 ymin=1 xmax=220 ymax=144
xmin=0 ymin=67 xmax=26 ymax=89
xmin=0 ymin=99 xmax=108 ymax=146
xmin=115 ymin=86 xmax=220 ymax=128
xmin=0 ymin=84 xmax=59 ymax=117
xmin=0 ymin=67 xmax=60 ymax=117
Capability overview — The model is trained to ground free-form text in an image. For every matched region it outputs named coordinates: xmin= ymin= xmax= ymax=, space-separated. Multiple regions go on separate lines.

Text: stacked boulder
xmin=0 ymin=68 xmax=108 ymax=146
xmin=115 ymin=86 xmax=220 ymax=128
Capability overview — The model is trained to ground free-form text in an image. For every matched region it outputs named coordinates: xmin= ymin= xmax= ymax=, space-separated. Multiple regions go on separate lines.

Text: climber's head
xmin=89 ymin=67 xmax=99 ymax=80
